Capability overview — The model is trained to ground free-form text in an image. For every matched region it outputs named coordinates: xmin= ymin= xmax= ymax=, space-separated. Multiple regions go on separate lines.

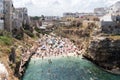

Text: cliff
xmin=0 ymin=32 xmax=37 ymax=80
xmin=54 ymin=23 xmax=120 ymax=74
xmin=83 ymin=25 xmax=120 ymax=74
xmin=84 ymin=36 xmax=120 ymax=68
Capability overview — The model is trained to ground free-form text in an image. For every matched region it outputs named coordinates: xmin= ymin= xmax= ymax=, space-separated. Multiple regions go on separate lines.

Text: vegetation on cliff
xmin=53 ymin=23 xmax=97 ymax=50
xmin=0 ymin=29 xmax=38 ymax=80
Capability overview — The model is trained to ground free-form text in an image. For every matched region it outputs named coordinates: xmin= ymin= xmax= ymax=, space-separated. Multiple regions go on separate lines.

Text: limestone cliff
xmin=75 ymin=19 xmax=120 ymax=73
xmin=52 ymin=23 xmax=120 ymax=73
xmin=0 ymin=33 xmax=37 ymax=80
xmin=84 ymin=35 xmax=120 ymax=73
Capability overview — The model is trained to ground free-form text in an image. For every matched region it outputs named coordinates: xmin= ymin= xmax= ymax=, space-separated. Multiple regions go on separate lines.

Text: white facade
xmin=100 ymin=14 xmax=113 ymax=21
xmin=0 ymin=20 xmax=4 ymax=30
xmin=99 ymin=13 xmax=120 ymax=30
xmin=63 ymin=13 xmax=78 ymax=17
xmin=108 ymin=1 xmax=120 ymax=14
xmin=94 ymin=7 xmax=106 ymax=14
xmin=63 ymin=12 xmax=95 ymax=18
xmin=45 ymin=16 xmax=60 ymax=21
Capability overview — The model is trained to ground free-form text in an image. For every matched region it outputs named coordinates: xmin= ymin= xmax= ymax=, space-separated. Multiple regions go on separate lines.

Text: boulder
xmin=0 ymin=63 xmax=8 ymax=80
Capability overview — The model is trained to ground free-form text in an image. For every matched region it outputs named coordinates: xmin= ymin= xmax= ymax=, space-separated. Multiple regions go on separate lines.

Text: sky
xmin=13 ymin=0 xmax=120 ymax=16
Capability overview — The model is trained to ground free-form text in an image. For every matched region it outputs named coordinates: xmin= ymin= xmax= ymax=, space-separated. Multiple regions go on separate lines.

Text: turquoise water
xmin=23 ymin=56 xmax=120 ymax=80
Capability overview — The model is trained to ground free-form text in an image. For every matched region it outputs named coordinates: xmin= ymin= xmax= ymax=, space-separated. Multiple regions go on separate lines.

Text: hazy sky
xmin=13 ymin=0 xmax=120 ymax=16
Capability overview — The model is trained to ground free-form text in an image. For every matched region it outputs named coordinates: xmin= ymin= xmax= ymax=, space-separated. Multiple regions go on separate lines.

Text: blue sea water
xmin=23 ymin=56 xmax=120 ymax=80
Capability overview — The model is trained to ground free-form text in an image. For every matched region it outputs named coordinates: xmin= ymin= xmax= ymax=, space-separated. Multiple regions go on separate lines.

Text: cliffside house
xmin=13 ymin=7 xmax=29 ymax=30
xmin=4 ymin=0 xmax=14 ymax=32
xmin=0 ymin=0 xmax=4 ymax=30
xmin=99 ymin=13 xmax=120 ymax=34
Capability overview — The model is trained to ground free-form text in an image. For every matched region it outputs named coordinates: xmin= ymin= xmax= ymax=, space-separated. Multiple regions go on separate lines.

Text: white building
xmin=108 ymin=1 xmax=120 ymax=14
xmin=94 ymin=7 xmax=107 ymax=17
xmin=0 ymin=20 xmax=4 ymax=30
xmin=63 ymin=12 xmax=95 ymax=18
xmin=100 ymin=14 xmax=113 ymax=21
xmin=0 ymin=0 xmax=3 ymax=30
xmin=44 ymin=16 xmax=60 ymax=21
xmin=63 ymin=12 xmax=78 ymax=17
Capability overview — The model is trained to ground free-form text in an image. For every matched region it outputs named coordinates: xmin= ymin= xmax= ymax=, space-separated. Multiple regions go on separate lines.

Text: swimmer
xmin=48 ymin=59 xmax=52 ymax=64
xmin=42 ymin=56 xmax=44 ymax=60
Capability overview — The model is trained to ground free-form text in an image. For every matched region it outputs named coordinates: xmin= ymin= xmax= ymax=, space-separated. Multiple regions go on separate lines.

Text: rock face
xmin=0 ymin=63 xmax=8 ymax=80
xmin=9 ymin=47 xmax=16 ymax=63
xmin=84 ymin=36 xmax=120 ymax=70
xmin=100 ymin=24 xmax=120 ymax=34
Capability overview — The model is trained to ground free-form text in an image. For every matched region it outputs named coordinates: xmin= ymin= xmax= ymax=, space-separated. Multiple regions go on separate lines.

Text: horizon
xmin=12 ymin=0 xmax=120 ymax=16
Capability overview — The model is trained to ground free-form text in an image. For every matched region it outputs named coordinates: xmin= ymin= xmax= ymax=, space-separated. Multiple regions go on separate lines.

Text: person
xmin=34 ymin=61 xmax=36 ymax=64
xmin=48 ymin=59 xmax=52 ymax=64
xmin=41 ymin=45 xmax=46 ymax=50
xmin=42 ymin=55 xmax=44 ymax=60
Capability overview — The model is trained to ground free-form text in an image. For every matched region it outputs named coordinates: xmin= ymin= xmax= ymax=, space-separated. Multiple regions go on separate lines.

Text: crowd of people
xmin=32 ymin=34 xmax=82 ymax=59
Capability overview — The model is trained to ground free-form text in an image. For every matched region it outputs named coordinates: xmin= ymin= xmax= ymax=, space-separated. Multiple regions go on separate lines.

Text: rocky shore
xmin=18 ymin=43 xmax=39 ymax=78
xmin=84 ymin=34 xmax=120 ymax=74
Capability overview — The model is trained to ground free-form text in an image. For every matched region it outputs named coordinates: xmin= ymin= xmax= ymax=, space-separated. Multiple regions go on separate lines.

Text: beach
xmin=32 ymin=34 xmax=84 ymax=59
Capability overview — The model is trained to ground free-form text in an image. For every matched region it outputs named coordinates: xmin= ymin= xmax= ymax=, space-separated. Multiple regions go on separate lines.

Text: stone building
xmin=0 ymin=0 xmax=31 ymax=36
xmin=63 ymin=12 xmax=78 ymax=18
xmin=0 ymin=0 xmax=4 ymax=30
xmin=99 ymin=13 xmax=120 ymax=34
xmin=62 ymin=12 xmax=96 ymax=22
xmin=107 ymin=1 xmax=120 ymax=15
xmin=0 ymin=0 xmax=3 ymax=18
xmin=44 ymin=16 xmax=60 ymax=21
xmin=94 ymin=7 xmax=106 ymax=17
xmin=14 ymin=8 xmax=29 ymax=28
xmin=3 ymin=0 xmax=14 ymax=32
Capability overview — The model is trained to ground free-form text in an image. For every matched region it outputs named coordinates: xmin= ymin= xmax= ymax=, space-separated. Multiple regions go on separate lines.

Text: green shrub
xmin=15 ymin=34 xmax=23 ymax=40
xmin=35 ymin=27 xmax=51 ymax=35
xmin=0 ymin=36 xmax=13 ymax=45
xmin=35 ymin=27 xmax=42 ymax=33
xmin=0 ymin=30 xmax=12 ymax=37
xmin=24 ymin=30 xmax=34 ymax=38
